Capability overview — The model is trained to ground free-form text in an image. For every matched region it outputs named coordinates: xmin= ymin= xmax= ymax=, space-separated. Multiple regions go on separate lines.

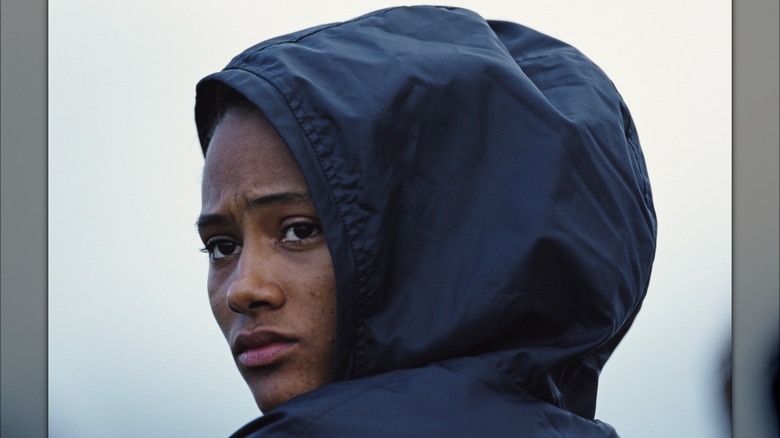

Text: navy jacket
xmin=195 ymin=6 xmax=656 ymax=437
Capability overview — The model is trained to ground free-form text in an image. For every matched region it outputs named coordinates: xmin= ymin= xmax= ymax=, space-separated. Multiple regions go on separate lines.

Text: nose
xmin=226 ymin=248 xmax=286 ymax=314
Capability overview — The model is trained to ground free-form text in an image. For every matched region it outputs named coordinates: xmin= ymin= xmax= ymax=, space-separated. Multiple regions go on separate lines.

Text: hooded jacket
xmin=195 ymin=6 xmax=656 ymax=437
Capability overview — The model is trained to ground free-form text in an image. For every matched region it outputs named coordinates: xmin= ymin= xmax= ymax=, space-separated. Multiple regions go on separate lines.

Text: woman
xmin=195 ymin=6 xmax=656 ymax=436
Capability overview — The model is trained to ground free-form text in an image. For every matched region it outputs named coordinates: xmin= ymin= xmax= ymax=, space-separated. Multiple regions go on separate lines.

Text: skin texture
xmin=198 ymin=111 xmax=337 ymax=413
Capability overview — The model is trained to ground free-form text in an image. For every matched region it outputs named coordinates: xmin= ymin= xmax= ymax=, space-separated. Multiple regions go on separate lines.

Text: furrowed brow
xmin=195 ymin=214 xmax=229 ymax=232
xmin=196 ymin=192 xmax=314 ymax=232
xmin=246 ymin=192 xmax=313 ymax=209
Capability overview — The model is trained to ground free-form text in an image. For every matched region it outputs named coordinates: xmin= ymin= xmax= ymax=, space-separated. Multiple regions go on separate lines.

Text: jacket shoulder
xmin=231 ymin=358 xmax=618 ymax=438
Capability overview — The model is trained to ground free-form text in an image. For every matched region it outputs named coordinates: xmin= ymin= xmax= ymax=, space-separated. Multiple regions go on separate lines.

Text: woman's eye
xmin=281 ymin=223 xmax=321 ymax=242
xmin=206 ymin=240 xmax=242 ymax=260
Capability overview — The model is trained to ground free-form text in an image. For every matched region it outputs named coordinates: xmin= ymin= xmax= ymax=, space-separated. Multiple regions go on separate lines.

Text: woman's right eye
xmin=205 ymin=240 xmax=242 ymax=260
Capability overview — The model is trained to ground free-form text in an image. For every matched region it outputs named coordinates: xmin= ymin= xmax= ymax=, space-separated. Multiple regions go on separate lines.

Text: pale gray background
xmin=48 ymin=1 xmax=733 ymax=437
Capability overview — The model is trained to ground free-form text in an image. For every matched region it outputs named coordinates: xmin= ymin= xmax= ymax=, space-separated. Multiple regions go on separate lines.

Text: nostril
xmin=226 ymin=282 xmax=286 ymax=313
xmin=227 ymin=302 xmax=242 ymax=314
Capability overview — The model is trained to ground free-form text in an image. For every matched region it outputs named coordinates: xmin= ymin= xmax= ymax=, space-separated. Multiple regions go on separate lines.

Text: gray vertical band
xmin=0 ymin=0 xmax=48 ymax=437
xmin=733 ymin=1 xmax=780 ymax=438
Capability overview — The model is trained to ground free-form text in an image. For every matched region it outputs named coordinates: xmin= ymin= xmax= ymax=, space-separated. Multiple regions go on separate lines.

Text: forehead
xmin=201 ymin=111 xmax=307 ymax=206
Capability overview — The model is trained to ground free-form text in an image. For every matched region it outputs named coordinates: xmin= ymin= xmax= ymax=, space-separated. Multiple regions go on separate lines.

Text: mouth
xmin=232 ymin=330 xmax=296 ymax=368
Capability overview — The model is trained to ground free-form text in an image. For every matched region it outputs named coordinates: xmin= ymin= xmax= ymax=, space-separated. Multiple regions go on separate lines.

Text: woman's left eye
xmin=281 ymin=223 xmax=321 ymax=242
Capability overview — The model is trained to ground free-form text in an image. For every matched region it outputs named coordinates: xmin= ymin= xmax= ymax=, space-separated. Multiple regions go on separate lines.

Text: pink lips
xmin=233 ymin=330 xmax=296 ymax=368
xmin=238 ymin=342 xmax=294 ymax=367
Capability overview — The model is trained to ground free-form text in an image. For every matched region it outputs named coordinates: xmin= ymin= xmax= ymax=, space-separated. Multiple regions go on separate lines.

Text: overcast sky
xmin=48 ymin=1 xmax=731 ymax=437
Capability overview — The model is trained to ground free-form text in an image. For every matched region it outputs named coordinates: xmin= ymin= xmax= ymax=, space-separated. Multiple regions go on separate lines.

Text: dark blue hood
xmin=195 ymin=5 xmax=656 ymax=436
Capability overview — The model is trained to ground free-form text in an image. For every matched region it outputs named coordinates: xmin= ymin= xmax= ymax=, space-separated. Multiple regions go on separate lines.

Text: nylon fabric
xmin=195 ymin=5 xmax=656 ymax=436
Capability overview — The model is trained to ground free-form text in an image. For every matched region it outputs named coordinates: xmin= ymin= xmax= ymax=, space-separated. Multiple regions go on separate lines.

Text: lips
xmin=232 ymin=330 xmax=296 ymax=368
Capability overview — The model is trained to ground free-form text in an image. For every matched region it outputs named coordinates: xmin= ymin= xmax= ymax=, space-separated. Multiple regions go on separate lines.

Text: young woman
xmin=195 ymin=6 xmax=656 ymax=436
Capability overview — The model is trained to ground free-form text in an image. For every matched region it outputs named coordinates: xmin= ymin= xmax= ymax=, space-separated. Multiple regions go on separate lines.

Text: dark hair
xmin=196 ymin=82 xmax=260 ymax=154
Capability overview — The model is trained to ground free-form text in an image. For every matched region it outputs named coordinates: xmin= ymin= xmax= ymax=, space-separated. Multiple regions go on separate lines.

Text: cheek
xmin=207 ymin=271 xmax=232 ymax=336
xmin=284 ymin=248 xmax=336 ymax=299
xmin=304 ymin=257 xmax=338 ymax=332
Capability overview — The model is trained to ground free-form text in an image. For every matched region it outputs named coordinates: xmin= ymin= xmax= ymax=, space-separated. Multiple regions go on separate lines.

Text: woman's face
xmin=198 ymin=110 xmax=337 ymax=412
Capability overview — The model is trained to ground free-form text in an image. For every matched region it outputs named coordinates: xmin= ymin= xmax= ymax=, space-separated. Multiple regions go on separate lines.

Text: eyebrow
xmin=196 ymin=191 xmax=313 ymax=231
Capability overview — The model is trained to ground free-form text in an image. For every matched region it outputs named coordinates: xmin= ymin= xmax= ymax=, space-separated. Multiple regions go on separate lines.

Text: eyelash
xmin=199 ymin=221 xmax=323 ymax=261
xmin=200 ymin=238 xmax=240 ymax=261
xmin=280 ymin=222 xmax=322 ymax=243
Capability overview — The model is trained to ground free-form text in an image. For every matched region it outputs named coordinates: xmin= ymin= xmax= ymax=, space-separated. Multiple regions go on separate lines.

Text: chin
xmin=246 ymin=377 xmax=287 ymax=413
xmin=253 ymin=387 xmax=311 ymax=413
xmin=255 ymin=396 xmax=281 ymax=414
xmin=246 ymin=372 xmax=321 ymax=413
